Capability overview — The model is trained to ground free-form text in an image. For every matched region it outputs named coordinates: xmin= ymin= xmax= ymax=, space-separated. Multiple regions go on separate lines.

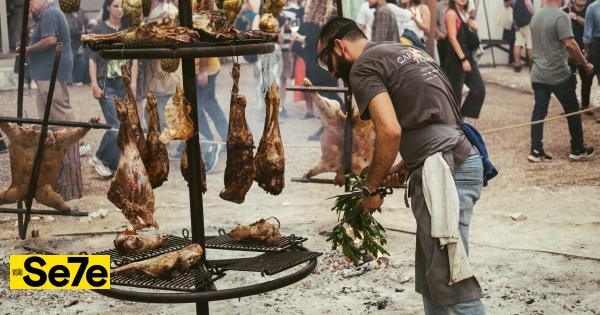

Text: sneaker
xmin=88 ymin=155 xmax=113 ymax=177
xmin=301 ymin=113 xmax=315 ymax=120
xmin=73 ymin=82 xmax=84 ymax=87
xmin=581 ymin=106 xmax=594 ymax=116
xmin=30 ymin=81 xmax=37 ymax=89
xmin=168 ymin=151 xmax=182 ymax=161
xmin=569 ymin=146 xmax=595 ymax=161
xmin=79 ymin=141 xmax=92 ymax=156
xmin=201 ymin=142 xmax=221 ymax=173
xmin=528 ymin=149 xmax=553 ymax=163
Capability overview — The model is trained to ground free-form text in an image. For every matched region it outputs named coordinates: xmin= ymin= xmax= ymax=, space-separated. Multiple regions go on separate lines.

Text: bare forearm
xmin=365 ymin=131 xmax=400 ymax=191
xmin=26 ymin=36 xmax=57 ymax=55
xmin=567 ymin=43 xmax=588 ymax=65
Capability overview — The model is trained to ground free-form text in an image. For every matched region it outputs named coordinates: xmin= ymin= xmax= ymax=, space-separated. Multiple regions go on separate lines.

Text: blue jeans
xmin=412 ymin=153 xmax=485 ymax=312
xmin=531 ymin=79 xmax=584 ymax=152
xmin=95 ymin=77 xmax=124 ymax=172
xmin=421 ymin=154 xmax=486 ymax=315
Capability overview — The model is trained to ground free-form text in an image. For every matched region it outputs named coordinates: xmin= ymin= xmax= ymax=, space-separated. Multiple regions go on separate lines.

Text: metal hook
xmin=168 ymin=74 xmax=181 ymax=85
xmin=99 ymin=70 xmax=109 ymax=98
xmin=229 ymin=66 xmax=239 ymax=96
xmin=145 ymin=67 xmax=157 ymax=92
xmin=231 ymin=46 xmax=239 ymax=64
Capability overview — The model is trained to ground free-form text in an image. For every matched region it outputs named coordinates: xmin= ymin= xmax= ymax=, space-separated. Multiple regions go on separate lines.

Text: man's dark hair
xmin=319 ymin=17 xmax=367 ymax=48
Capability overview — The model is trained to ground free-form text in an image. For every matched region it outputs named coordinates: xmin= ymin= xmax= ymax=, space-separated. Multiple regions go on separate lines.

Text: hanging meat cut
xmin=108 ymin=98 xmax=158 ymax=230
xmin=111 ymin=243 xmax=203 ymax=279
xmin=254 ymin=83 xmax=285 ymax=195
xmin=180 ymin=143 xmax=207 ymax=193
xmin=113 ymin=229 xmax=168 ymax=254
xmin=121 ymin=65 xmax=148 ymax=164
xmin=302 ymin=78 xmax=375 ymax=186
xmin=220 ymin=63 xmax=255 ymax=204
xmin=145 ymin=92 xmax=169 ymax=188
xmin=0 ymin=117 xmax=99 ymax=211
xmin=159 ymin=84 xmax=196 ymax=144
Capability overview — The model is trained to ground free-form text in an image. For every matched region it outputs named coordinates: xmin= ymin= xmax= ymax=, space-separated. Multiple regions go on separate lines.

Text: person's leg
xmin=197 ymin=83 xmax=215 ymax=141
xmin=578 ymin=65 xmax=593 ymax=110
xmin=95 ymin=79 xmax=122 ymax=172
xmin=202 ymin=72 xmax=228 ymax=141
xmin=530 ymin=82 xmax=552 ymax=153
xmin=445 ymin=60 xmax=466 ymax=106
xmin=437 ymin=38 xmax=447 ymax=69
xmin=460 ymin=60 xmax=486 ymax=119
xmin=550 ymin=79 xmax=584 ymax=151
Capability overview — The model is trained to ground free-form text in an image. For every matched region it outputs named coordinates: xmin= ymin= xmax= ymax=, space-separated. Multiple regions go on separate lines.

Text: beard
xmin=334 ymin=55 xmax=352 ymax=84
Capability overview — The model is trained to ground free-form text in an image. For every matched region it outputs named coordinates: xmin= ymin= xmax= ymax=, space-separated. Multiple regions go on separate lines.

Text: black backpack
xmin=513 ymin=0 xmax=533 ymax=27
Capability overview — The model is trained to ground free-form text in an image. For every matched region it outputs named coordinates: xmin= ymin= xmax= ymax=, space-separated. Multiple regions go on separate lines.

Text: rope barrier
xmin=480 ymin=106 xmax=599 ymax=134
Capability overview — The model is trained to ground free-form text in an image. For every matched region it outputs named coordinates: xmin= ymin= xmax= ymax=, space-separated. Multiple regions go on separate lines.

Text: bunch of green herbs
xmin=326 ymin=167 xmax=389 ymax=263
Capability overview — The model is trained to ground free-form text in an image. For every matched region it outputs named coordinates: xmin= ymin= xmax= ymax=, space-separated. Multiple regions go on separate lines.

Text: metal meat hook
xmin=145 ymin=67 xmax=157 ymax=92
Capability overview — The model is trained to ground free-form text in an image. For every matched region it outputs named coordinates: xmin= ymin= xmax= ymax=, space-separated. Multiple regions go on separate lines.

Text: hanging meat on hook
xmin=159 ymin=84 xmax=196 ymax=144
xmin=254 ymin=83 xmax=285 ymax=195
xmin=81 ymin=19 xmax=200 ymax=44
xmin=302 ymin=78 xmax=375 ymax=186
xmin=220 ymin=63 xmax=255 ymax=204
xmin=113 ymin=229 xmax=168 ymax=254
xmin=145 ymin=92 xmax=169 ymax=189
xmin=0 ymin=117 xmax=100 ymax=211
xmin=123 ymin=0 xmax=143 ymax=26
xmin=108 ymin=98 xmax=158 ymax=230
xmin=194 ymin=0 xmax=216 ymax=12
xmin=121 ymin=64 xmax=148 ymax=165
xmin=111 ymin=243 xmax=203 ymax=279
xmin=180 ymin=143 xmax=208 ymax=193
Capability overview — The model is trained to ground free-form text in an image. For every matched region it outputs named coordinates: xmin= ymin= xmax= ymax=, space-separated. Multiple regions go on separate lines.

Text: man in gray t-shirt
xmin=528 ymin=0 xmax=594 ymax=162
xmin=316 ymin=18 xmax=486 ymax=313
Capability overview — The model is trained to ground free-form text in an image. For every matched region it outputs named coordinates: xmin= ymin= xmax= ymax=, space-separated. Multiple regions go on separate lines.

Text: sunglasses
xmin=316 ymin=23 xmax=361 ymax=72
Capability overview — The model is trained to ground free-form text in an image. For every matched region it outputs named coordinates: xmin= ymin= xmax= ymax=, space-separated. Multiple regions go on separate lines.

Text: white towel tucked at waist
xmin=422 ymin=152 xmax=474 ymax=285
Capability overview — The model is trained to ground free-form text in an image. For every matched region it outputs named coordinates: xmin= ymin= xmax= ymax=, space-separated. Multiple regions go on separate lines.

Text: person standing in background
xmin=400 ymin=0 xmax=430 ymax=45
xmin=356 ymin=0 xmax=375 ymax=40
xmin=529 ymin=0 xmax=594 ymax=162
xmin=369 ymin=0 xmax=399 ymax=43
xmin=291 ymin=0 xmax=344 ymax=140
xmin=444 ymin=0 xmax=485 ymax=123
xmin=26 ymin=0 xmax=74 ymax=122
xmin=85 ymin=0 xmax=137 ymax=177
xmin=563 ymin=0 xmax=594 ymax=116
xmin=436 ymin=0 xmax=449 ymax=67
xmin=279 ymin=0 xmax=303 ymax=117
xmin=497 ymin=0 xmax=515 ymax=67
xmin=512 ymin=0 xmax=534 ymax=72
xmin=142 ymin=0 xmax=181 ymax=130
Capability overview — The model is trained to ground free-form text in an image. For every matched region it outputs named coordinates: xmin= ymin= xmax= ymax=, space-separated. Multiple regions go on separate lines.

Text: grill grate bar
xmin=110 ymin=268 xmax=213 ymax=292
xmin=205 ymin=235 xmax=308 ymax=253
xmin=94 ymin=235 xmax=192 ymax=267
xmin=221 ymin=251 xmax=322 ymax=275
xmin=87 ymin=38 xmax=269 ymax=51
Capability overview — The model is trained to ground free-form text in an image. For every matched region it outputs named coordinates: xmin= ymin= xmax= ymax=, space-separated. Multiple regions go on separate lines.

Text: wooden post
xmin=54 ymin=142 xmax=83 ymax=201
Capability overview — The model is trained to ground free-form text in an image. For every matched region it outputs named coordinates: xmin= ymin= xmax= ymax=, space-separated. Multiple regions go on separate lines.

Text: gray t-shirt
xmin=29 ymin=3 xmax=73 ymax=81
xmin=351 ymin=42 xmax=470 ymax=169
xmin=530 ymin=7 xmax=573 ymax=85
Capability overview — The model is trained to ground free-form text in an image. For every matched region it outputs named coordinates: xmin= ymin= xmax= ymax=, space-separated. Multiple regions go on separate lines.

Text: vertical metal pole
xmin=178 ymin=1 xmax=209 ymax=314
xmin=481 ymin=0 xmax=496 ymax=67
xmin=16 ymin=0 xmax=32 ymax=235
